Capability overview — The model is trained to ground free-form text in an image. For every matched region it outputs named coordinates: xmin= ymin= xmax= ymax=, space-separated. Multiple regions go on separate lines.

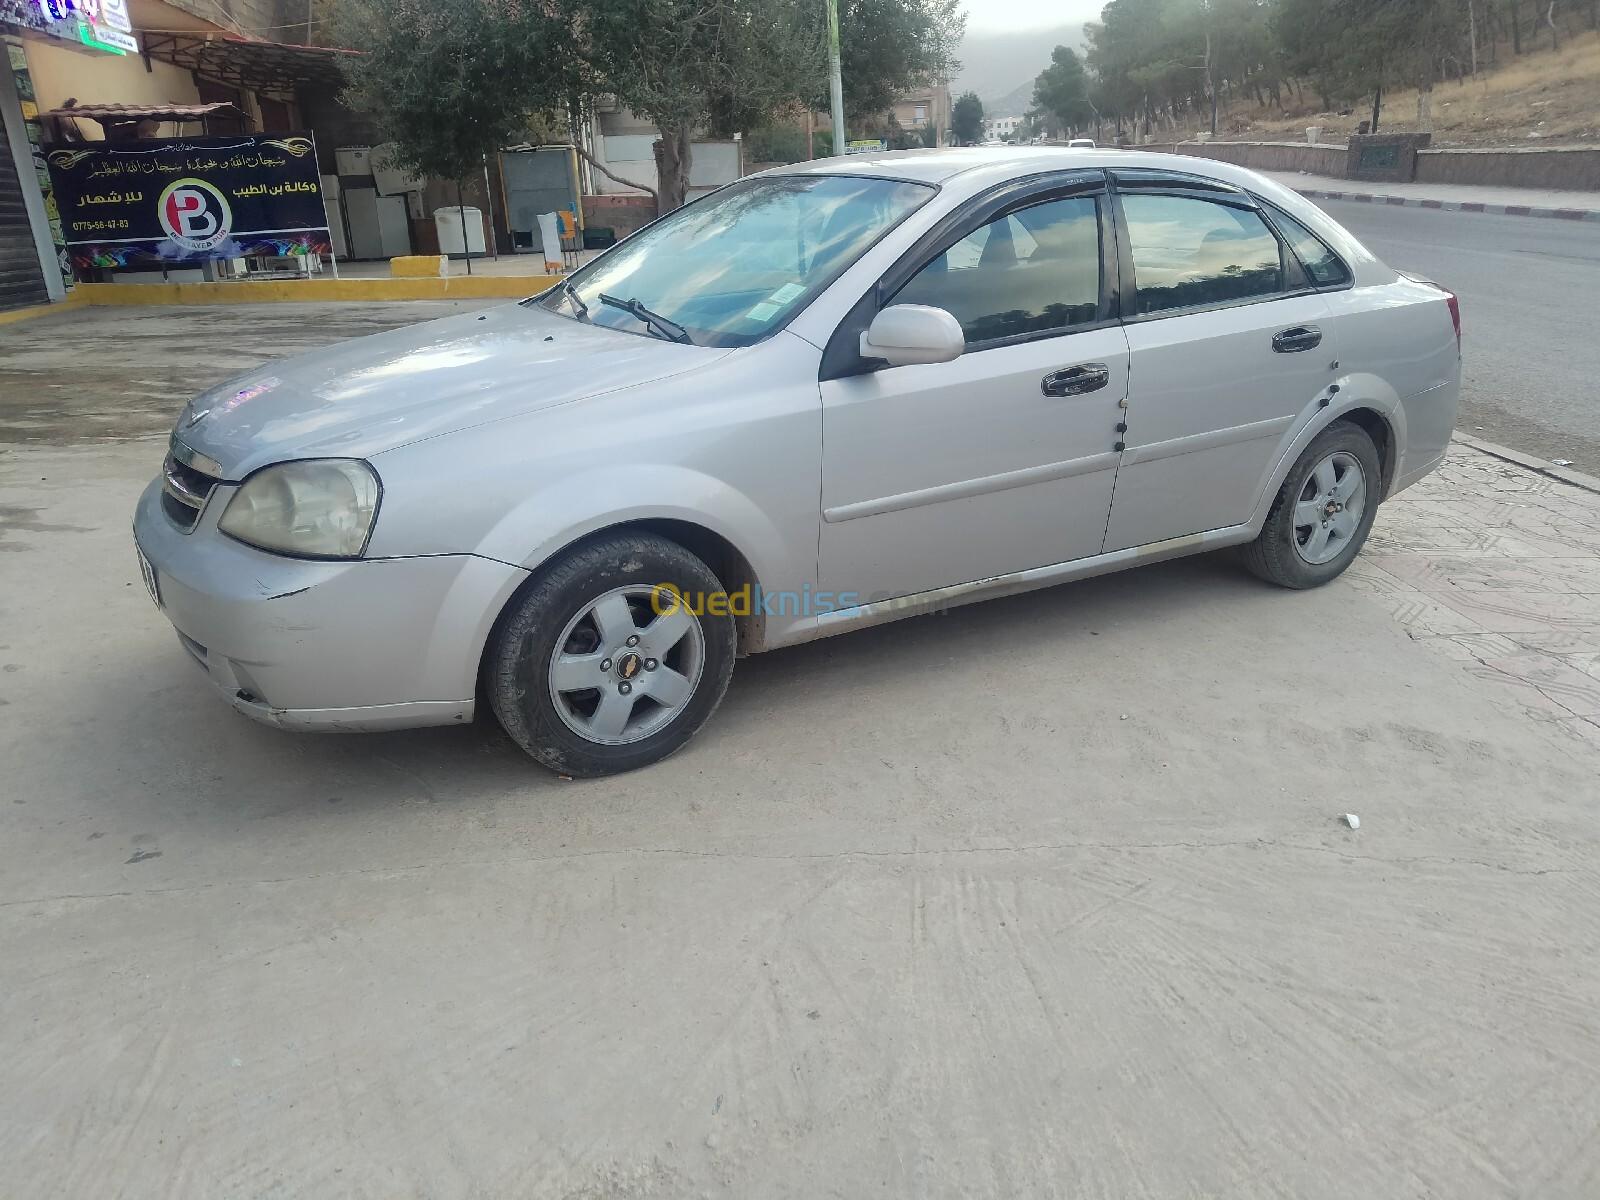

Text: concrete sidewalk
xmin=1352 ymin=441 xmax=1600 ymax=752
xmin=1262 ymin=169 xmax=1600 ymax=220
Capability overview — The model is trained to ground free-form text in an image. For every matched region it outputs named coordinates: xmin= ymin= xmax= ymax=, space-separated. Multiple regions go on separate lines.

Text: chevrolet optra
xmin=134 ymin=148 xmax=1461 ymax=776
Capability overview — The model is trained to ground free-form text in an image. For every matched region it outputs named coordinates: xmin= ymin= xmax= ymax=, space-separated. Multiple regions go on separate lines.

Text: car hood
xmin=173 ymin=301 xmax=729 ymax=478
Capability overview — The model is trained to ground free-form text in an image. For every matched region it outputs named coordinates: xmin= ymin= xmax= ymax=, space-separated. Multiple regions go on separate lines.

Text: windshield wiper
xmin=598 ymin=293 xmax=693 ymax=345
xmin=559 ymin=280 xmax=590 ymax=321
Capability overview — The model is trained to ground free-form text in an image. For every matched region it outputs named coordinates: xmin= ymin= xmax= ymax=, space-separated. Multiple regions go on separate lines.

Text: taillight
xmin=1401 ymin=271 xmax=1462 ymax=348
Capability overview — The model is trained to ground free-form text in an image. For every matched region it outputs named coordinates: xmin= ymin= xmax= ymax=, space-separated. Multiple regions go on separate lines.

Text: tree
xmin=342 ymin=0 xmax=968 ymax=216
xmin=1032 ymin=45 xmax=1092 ymax=135
xmin=583 ymin=0 xmax=821 ymax=211
xmin=1274 ymin=0 xmax=1464 ymax=131
xmin=821 ymin=0 xmax=965 ymax=122
xmin=338 ymin=0 xmax=575 ymax=187
xmin=951 ymin=90 xmax=983 ymax=144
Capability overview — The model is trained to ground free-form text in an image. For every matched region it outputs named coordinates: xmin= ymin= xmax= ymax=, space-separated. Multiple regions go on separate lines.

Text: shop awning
xmin=138 ymin=32 xmax=357 ymax=99
xmin=42 ymin=101 xmax=243 ymax=123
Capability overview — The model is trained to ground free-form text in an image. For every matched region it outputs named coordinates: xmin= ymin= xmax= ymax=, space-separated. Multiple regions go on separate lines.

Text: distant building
xmin=890 ymin=83 xmax=951 ymax=147
xmin=983 ymin=115 xmax=1023 ymax=141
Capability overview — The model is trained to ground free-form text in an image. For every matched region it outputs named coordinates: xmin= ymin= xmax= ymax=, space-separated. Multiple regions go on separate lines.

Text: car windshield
xmin=539 ymin=174 xmax=934 ymax=347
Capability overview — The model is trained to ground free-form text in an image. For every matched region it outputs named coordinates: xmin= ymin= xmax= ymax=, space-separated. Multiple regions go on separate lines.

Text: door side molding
xmin=822 ymin=449 xmax=1121 ymax=524
xmin=1120 ymin=413 xmax=1296 ymax=467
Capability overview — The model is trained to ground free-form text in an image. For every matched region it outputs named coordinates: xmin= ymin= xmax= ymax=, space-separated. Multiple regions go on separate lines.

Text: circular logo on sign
xmin=157 ymin=178 xmax=233 ymax=253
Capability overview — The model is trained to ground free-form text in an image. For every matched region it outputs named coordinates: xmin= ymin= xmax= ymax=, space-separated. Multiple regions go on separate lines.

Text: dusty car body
xmin=134 ymin=148 xmax=1460 ymax=774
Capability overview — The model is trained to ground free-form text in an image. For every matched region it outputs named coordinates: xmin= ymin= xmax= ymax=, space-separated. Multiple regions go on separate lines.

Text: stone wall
xmin=1347 ymin=132 xmax=1432 ymax=183
xmin=1415 ymin=146 xmax=1600 ymax=191
xmin=1171 ymin=138 xmax=1600 ymax=193
xmin=1168 ymin=140 xmax=1348 ymax=177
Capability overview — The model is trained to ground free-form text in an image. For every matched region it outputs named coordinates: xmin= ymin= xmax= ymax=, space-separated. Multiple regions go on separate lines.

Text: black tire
xmin=487 ymin=532 xmax=736 ymax=777
xmin=1241 ymin=421 xmax=1382 ymax=589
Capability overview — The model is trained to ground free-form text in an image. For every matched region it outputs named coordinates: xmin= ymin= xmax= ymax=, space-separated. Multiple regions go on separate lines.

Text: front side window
xmin=893 ymin=195 xmax=1102 ymax=344
xmin=1269 ymin=207 xmax=1352 ymax=287
xmin=540 ymin=174 xmax=932 ymax=347
xmin=1121 ymin=194 xmax=1284 ymax=316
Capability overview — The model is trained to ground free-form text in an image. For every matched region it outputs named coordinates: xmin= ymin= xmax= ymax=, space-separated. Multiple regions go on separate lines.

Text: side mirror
xmin=860 ymin=304 xmax=965 ymax=368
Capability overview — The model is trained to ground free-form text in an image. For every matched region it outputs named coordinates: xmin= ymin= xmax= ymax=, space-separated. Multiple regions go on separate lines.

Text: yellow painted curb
xmin=0 ymin=291 xmax=88 ymax=327
xmin=62 ymin=276 xmax=560 ymax=307
xmin=391 ymin=255 xmax=446 ymax=278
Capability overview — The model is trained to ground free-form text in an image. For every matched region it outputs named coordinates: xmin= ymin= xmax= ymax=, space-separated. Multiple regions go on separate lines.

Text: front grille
xmin=162 ymin=442 xmax=221 ymax=532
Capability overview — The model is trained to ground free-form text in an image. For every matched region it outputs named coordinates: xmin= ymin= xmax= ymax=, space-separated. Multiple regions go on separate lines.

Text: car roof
xmin=768 ymin=146 xmax=1229 ymax=186
xmin=755 ymin=145 xmax=1389 ymax=289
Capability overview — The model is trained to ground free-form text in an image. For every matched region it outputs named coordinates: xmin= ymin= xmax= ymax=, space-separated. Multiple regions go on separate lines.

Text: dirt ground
xmin=1220 ymin=28 xmax=1600 ymax=147
xmin=3 ymin=303 xmax=1600 ymax=1197
xmin=0 ymin=300 xmax=497 ymax=444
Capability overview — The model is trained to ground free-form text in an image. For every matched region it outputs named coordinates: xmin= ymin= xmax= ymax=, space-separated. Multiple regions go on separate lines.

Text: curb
xmin=72 ymin=275 xmax=558 ymax=306
xmin=0 ymin=276 xmax=558 ymax=324
xmin=1453 ymin=432 xmax=1600 ymax=496
xmin=0 ymin=291 xmax=87 ymax=328
xmin=1294 ymin=185 xmax=1600 ymax=222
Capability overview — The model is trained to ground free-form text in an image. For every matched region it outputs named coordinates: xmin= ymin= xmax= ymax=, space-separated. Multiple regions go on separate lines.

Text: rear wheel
xmin=487 ymin=532 xmax=736 ymax=777
xmin=1241 ymin=422 xmax=1381 ymax=589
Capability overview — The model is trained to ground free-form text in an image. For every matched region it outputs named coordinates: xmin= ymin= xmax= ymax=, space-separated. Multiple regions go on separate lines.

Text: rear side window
xmin=894 ymin=195 xmax=1102 ymax=344
xmin=1121 ymin=194 xmax=1284 ymax=315
xmin=1269 ymin=208 xmax=1352 ymax=287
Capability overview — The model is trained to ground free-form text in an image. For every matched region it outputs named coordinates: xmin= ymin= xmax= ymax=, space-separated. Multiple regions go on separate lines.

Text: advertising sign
xmin=45 ymin=134 xmax=332 ymax=270
xmin=1 ymin=0 xmax=128 ymax=52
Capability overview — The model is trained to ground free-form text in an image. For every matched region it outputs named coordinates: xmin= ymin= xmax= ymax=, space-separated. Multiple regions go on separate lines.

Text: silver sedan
xmin=134 ymin=148 xmax=1461 ymax=775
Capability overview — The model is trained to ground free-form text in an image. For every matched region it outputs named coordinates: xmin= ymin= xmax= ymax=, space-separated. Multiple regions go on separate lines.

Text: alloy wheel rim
xmin=1293 ymin=450 xmax=1367 ymax=566
xmin=547 ymin=585 xmax=705 ymax=746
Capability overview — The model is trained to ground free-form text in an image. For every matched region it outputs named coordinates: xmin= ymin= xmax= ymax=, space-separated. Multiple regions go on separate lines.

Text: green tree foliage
xmin=337 ymin=0 xmax=577 ymax=184
xmin=951 ymin=90 xmax=984 ymax=143
xmin=1031 ymin=45 xmax=1093 ymax=136
xmin=341 ymin=0 xmax=962 ymax=214
xmin=823 ymin=0 xmax=966 ymax=122
xmin=582 ymin=0 xmax=822 ymax=210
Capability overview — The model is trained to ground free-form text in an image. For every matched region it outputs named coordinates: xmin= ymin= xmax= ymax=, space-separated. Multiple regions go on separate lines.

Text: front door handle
xmin=1272 ymin=326 xmax=1323 ymax=354
xmin=1042 ymin=363 xmax=1110 ymax=397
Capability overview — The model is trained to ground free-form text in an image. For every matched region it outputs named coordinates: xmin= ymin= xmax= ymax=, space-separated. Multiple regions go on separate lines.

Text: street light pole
xmin=826 ymin=0 xmax=846 ymax=154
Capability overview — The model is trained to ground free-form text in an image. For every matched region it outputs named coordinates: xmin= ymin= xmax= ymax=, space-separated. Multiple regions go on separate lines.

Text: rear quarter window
xmin=1268 ymin=208 xmax=1352 ymax=287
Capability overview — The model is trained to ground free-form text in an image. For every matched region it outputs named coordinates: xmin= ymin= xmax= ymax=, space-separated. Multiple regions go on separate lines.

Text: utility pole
xmin=826 ymin=0 xmax=846 ymax=154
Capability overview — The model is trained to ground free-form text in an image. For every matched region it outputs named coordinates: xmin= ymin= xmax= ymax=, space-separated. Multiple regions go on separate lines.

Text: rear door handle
xmin=1042 ymin=363 xmax=1110 ymax=397
xmin=1272 ymin=326 xmax=1323 ymax=354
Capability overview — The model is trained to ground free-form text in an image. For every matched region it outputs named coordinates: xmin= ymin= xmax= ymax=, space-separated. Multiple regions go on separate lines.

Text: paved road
xmin=1312 ymin=198 xmax=1600 ymax=471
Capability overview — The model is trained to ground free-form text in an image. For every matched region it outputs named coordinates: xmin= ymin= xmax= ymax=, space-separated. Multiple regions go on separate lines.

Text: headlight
xmin=218 ymin=459 xmax=380 ymax=559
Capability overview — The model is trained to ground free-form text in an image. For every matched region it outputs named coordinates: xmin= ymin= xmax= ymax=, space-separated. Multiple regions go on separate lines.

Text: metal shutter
xmin=0 ymin=136 xmax=48 ymax=313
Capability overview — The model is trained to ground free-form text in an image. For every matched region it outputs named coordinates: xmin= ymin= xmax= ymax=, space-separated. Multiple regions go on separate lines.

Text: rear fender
xmin=1244 ymin=376 xmax=1405 ymax=532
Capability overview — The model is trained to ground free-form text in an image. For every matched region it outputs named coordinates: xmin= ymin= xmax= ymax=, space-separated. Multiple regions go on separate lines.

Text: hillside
xmin=953 ymin=24 xmax=1087 ymax=116
xmin=1217 ymin=29 xmax=1600 ymax=148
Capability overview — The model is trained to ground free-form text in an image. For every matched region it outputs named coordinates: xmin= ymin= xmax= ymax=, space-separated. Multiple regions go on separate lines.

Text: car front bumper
xmin=132 ymin=478 xmax=528 ymax=732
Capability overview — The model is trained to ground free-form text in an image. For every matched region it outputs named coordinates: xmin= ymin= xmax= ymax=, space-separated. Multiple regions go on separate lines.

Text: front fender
xmin=475 ymin=462 xmax=796 ymax=596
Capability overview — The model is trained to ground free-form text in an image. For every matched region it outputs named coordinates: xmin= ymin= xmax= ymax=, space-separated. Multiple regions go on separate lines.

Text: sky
xmin=962 ymin=0 xmax=1105 ymax=33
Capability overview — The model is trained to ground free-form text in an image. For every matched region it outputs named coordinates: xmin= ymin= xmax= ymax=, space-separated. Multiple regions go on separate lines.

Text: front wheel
xmin=487 ymin=532 xmax=736 ymax=777
xmin=1241 ymin=421 xmax=1381 ymax=589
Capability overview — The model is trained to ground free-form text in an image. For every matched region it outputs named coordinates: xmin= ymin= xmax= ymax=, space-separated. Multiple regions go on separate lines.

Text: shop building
xmin=1 ymin=0 xmax=383 ymax=309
